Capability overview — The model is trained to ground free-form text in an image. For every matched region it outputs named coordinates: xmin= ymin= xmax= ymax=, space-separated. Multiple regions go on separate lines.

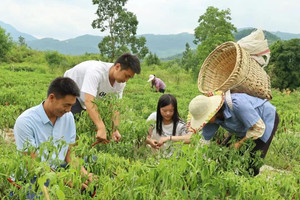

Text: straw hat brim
xmin=190 ymin=95 xmax=225 ymax=130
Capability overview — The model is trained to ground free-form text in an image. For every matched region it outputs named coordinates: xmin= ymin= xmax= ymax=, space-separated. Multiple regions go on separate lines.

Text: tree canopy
xmin=268 ymin=39 xmax=300 ymax=90
xmin=0 ymin=27 xmax=13 ymax=62
xmin=144 ymin=52 xmax=160 ymax=66
xmin=184 ymin=6 xmax=237 ymax=78
xmin=92 ymin=0 xmax=148 ymax=61
xmin=194 ymin=6 xmax=237 ymax=45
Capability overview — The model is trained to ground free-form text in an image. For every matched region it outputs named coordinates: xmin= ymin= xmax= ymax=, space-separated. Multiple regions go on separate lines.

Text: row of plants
xmin=0 ymin=63 xmax=299 ymax=199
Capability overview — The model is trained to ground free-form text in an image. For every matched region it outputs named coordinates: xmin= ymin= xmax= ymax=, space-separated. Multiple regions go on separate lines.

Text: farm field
xmin=0 ymin=63 xmax=299 ymax=199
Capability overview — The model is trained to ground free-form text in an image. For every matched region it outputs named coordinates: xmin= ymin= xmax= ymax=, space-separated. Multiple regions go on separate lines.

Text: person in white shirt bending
xmin=64 ymin=53 xmax=140 ymax=143
xmin=146 ymin=94 xmax=192 ymax=149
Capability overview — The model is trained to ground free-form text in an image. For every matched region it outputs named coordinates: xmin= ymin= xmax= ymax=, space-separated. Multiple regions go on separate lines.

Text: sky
xmin=0 ymin=0 xmax=299 ymax=40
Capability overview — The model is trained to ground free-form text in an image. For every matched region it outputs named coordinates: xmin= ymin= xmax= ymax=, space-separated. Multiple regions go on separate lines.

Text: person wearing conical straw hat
xmin=188 ymin=91 xmax=279 ymax=176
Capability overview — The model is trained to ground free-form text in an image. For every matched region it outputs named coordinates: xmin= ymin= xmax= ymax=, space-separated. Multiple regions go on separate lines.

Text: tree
xmin=192 ymin=6 xmax=237 ymax=78
xmin=130 ymin=36 xmax=149 ymax=60
xmin=45 ymin=51 xmax=69 ymax=72
xmin=0 ymin=27 xmax=13 ymax=62
xmin=144 ymin=52 xmax=160 ymax=66
xmin=181 ymin=43 xmax=196 ymax=71
xmin=267 ymin=39 xmax=300 ymax=90
xmin=18 ymin=36 xmax=27 ymax=47
xmin=92 ymin=0 xmax=148 ymax=61
xmin=194 ymin=7 xmax=236 ymax=45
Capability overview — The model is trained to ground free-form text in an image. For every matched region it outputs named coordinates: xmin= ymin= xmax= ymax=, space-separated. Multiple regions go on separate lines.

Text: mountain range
xmin=1 ymin=21 xmax=300 ymax=58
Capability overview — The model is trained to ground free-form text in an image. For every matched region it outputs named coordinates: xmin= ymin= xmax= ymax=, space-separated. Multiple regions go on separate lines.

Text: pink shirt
xmin=151 ymin=78 xmax=166 ymax=89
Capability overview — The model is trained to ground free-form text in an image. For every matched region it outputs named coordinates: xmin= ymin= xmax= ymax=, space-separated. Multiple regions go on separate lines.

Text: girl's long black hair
xmin=156 ymin=94 xmax=180 ymax=136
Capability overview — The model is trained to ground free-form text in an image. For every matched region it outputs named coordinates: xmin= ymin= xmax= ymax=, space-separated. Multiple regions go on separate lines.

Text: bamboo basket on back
xmin=198 ymin=41 xmax=272 ymax=100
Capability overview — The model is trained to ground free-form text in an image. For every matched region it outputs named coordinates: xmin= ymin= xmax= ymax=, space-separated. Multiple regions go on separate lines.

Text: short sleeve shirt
xmin=64 ymin=60 xmax=126 ymax=108
xmin=14 ymin=102 xmax=76 ymax=165
xmin=147 ymin=112 xmax=190 ymax=141
xmin=202 ymin=93 xmax=276 ymax=143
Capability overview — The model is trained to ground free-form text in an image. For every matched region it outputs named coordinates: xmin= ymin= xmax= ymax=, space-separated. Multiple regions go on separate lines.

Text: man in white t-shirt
xmin=64 ymin=53 xmax=141 ymax=143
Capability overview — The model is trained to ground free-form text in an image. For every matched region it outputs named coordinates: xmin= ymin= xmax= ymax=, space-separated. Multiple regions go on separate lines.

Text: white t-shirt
xmin=64 ymin=60 xmax=126 ymax=108
xmin=147 ymin=112 xmax=190 ymax=141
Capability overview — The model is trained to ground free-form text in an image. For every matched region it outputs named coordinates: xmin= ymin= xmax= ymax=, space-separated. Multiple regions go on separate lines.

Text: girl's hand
xmin=149 ymin=139 xmax=159 ymax=149
xmin=157 ymin=137 xmax=169 ymax=146
xmin=188 ymin=128 xmax=196 ymax=134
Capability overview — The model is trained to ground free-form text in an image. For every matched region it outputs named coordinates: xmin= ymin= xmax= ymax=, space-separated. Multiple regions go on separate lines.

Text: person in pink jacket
xmin=147 ymin=74 xmax=166 ymax=93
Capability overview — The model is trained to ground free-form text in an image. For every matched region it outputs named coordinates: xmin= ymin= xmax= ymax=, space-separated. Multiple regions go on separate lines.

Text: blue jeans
xmin=9 ymin=163 xmax=67 ymax=199
xmin=9 ymin=176 xmax=50 ymax=199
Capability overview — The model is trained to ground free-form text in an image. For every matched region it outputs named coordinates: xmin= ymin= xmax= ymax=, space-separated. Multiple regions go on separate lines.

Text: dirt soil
xmin=0 ymin=128 xmax=15 ymax=143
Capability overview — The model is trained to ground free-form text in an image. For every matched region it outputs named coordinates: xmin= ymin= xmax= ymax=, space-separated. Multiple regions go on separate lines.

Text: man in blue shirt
xmin=188 ymin=92 xmax=279 ymax=175
xmin=14 ymin=77 xmax=95 ymax=196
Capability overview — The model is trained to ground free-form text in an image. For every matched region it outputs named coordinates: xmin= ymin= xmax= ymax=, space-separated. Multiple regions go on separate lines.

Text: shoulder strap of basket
xmin=225 ymin=90 xmax=233 ymax=111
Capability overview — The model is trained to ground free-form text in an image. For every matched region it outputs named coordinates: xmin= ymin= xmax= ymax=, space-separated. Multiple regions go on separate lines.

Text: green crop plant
xmin=0 ymin=63 xmax=299 ymax=199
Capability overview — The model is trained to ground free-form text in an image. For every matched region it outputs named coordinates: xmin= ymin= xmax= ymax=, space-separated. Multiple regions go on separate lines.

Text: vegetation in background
xmin=144 ymin=52 xmax=161 ymax=66
xmin=194 ymin=7 xmax=237 ymax=67
xmin=267 ymin=39 xmax=300 ymax=90
xmin=0 ymin=27 xmax=13 ymax=62
xmin=178 ymin=7 xmax=237 ymax=79
xmin=91 ymin=0 xmax=149 ymax=61
xmin=181 ymin=43 xmax=196 ymax=72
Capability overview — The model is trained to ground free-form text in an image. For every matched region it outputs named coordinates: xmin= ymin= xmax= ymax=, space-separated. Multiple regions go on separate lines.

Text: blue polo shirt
xmin=14 ymin=102 xmax=76 ymax=165
xmin=202 ymin=93 xmax=276 ymax=143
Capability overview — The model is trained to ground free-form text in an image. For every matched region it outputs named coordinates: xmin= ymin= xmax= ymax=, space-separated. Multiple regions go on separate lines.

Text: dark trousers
xmin=71 ymin=98 xmax=85 ymax=115
xmin=159 ymin=88 xmax=165 ymax=93
xmin=9 ymin=163 xmax=68 ymax=199
xmin=251 ymin=111 xmax=279 ymax=175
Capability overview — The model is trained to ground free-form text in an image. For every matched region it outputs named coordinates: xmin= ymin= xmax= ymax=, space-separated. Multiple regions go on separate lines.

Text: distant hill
xmin=27 ymin=33 xmax=196 ymax=57
xmin=141 ymin=33 xmax=197 ymax=58
xmin=270 ymin=31 xmax=300 ymax=40
xmin=1 ymin=21 xmax=300 ymax=58
xmin=27 ymin=35 xmax=102 ymax=55
xmin=235 ymin=28 xmax=280 ymax=45
xmin=0 ymin=21 xmax=37 ymax=41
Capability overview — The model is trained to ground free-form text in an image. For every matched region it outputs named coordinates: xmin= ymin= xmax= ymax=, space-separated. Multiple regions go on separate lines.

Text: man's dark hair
xmin=47 ymin=77 xmax=80 ymax=99
xmin=115 ymin=53 xmax=141 ymax=74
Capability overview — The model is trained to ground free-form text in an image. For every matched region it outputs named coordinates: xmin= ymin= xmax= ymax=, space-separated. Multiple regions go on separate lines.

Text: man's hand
xmin=81 ymin=166 xmax=98 ymax=183
xmin=86 ymin=172 xmax=96 ymax=184
xmin=81 ymin=172 xmax=98 ymax=192
xmin=96 ymin=127 xmax=107 ymax=141
xmin=112 ymin=130 xmax=121 ymax=142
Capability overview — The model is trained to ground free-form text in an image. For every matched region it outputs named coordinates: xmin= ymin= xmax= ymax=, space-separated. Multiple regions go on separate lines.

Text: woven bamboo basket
xmin=198 ymin=41 xmax=272 ymax=100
